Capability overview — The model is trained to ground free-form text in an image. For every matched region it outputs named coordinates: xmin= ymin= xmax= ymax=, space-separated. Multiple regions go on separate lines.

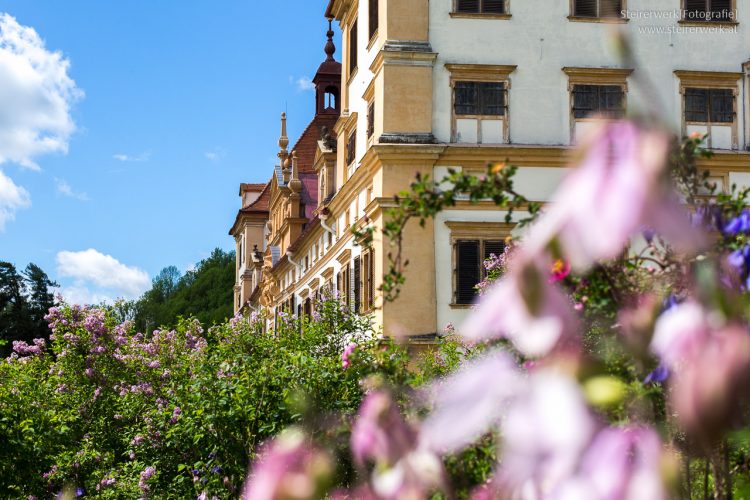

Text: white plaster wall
xmin=429 ymin=0 xmax=750 ymax=148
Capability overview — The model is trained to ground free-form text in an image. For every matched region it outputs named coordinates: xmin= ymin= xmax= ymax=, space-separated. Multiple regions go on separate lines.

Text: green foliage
xmin=133 ymin=248 xmax=235 ymax=333
xmin=0 ymin=299 xmax=404 ymax=498
xmin=0 ymin=261 xmax=58 ymax=356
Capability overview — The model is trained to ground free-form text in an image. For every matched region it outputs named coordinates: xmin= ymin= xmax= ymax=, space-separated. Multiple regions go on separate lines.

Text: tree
xmin=133 ymin=249 xmax=235 ymax=332
xmin=23 ymin=264 xmax=58 ymax=339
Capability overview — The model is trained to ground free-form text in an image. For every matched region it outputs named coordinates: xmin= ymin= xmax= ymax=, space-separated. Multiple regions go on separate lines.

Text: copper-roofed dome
xmin=312 ymin=19 xmax=341 ymax=116
xmin=314 ymin=19 xmax=342 ymax=78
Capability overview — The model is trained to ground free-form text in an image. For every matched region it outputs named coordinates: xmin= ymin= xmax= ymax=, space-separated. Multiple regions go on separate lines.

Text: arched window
xmin=324 ymin=86 xmax=338 ymax=109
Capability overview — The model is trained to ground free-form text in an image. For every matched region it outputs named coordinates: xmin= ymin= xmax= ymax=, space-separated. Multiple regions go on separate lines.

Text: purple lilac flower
xmin=644 ymin=363 xmax=669 ymax=384
xmin=723 ymin=209 xmax=750 ymax=235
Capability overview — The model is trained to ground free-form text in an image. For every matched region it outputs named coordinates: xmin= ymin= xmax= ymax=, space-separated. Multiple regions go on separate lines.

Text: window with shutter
xmin=369 ymin=0 xmax=379 ymax=39
xmin=454 ymin=82 xmax=505 ymax=117
xmin=367 ymin=102 xmax=375 ymax=139
xmin=456 ymin=0 xmax=505 ymax=13
xmin=573 ymin=0 xmax=623 ymax=18
xmin=368 ymin=251 xmax=375 ymax=309
xmin=349 ymin=20 xmax=358 ymax=76
xmin=353 ymin=257 xmax=361 ymax=313
xmin=685 ymin=88 xmax=734 ymax=124
xmin=347 ymin=130 xmax=356 ymax=165
xmin=685 ymin=0 xmax=734 ymax=21
xmin=455 ymin=240 xmax=480 ymax=305
xmin=572 ymin=85 xmax=625 ymax=119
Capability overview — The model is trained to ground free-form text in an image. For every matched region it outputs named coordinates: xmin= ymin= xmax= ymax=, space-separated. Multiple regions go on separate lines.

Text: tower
xmin=313 ymin=19 xmax=342 ymax=117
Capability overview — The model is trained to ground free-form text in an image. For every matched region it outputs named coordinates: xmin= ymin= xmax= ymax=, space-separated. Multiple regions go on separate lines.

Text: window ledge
xmin=347 ymin=67 xmax=359 ymax=87
xmin=450 ymin=12 xmax=511 ymax=20
xmin=367 ymin=31 xmax=379 ymax=51
xmin=449 ymin=303 xmax=474 ymax=309
xmin=677 ymin=20 xmax=739 ymax=27
xmin=567 ymin=15 xmax=629 ymax=24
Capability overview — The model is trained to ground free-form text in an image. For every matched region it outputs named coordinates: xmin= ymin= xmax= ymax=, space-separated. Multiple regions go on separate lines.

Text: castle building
xmin=232 ymin=0 xmax=750 ymax=338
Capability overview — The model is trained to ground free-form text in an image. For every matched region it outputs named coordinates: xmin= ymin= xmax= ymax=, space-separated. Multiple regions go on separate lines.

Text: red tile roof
xmin=291 ymin=113 xmax=339 ymax=173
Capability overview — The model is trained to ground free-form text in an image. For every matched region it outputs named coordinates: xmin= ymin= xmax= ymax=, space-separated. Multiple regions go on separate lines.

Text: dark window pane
xmin=710 ymin=89 xmax=734 ymax=123
xmin=573 ymin=85 xmax=624 ymax=118
xmin=353 ymin=256 xmax=361 ymax=313
xmin=711 ymin=0 xmax=733 ymax=21
xmin=369 ymin=0 xmax=379 ymax=39
xmin=456 ymin=240 xmax=480 ymax=304
xmin=367 ymin=102 xmax=375 ymax=138
xmin=349 ymin=21 xmax=358 ymax=75
xmin=347 ymin=131 xmax=356 ymax=165
xmin=574 ymin=0 xmax=598 ymax=17
xmin=457 ymin=0 xmax=480 ymax=13
xmin=482 ymin=0 xmax=505 ymax=13
xmin=572 ymin=85 xmax=598 ymax=118
xmin=600 ymin=0 xmax=623 ymax=18
xmin=685 ymin=88 xmax=709 ymax=122
xmin=455 ymin=81 xmax=479 ymax=115
xmin=685 ymin=0 xmax=708 ymax=20
xmin=479 ymin=82 xmax=505 ymax=116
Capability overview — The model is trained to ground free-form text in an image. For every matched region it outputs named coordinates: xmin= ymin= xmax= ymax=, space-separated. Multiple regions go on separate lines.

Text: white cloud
xmin=296 ymin=76 xmax=315 ymax=91
xmin=0 ymin=13 xmax=82 ymax=170
xmin=204 ymin=147 xmax=226 ymax=162
xmin=113 ymin=151 xmax=150 ymax=162
xmin=56 ymin=249 xmax=150 ymax=303
xmin=0 ymin=168 xmax=30 ymax=230
xmin=54 ymin=177 xmax=88 ymax=201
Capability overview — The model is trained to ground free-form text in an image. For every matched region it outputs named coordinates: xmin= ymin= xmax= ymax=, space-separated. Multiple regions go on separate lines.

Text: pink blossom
xmin=242 ymin=428 xmax=333 ymax=500
xmin=341 ymin=343 xmax=357 ymax=369
xmin=351 ymin=391 xmax=444 ymax=498
xmin=651 ymin=301 xmax=750 ymax=444
xmin=421 ymin=350 xmax=521 ymax=453
xmin=461 ymin=258 xmax=580 ymax=358
xmin=555 ymin=426 xmax=669 ymax=500
xmin=524 ymin=121 xmax=701 ymax=271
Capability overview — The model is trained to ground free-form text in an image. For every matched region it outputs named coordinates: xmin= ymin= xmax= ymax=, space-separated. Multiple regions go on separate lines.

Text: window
xmin=361 ymin=249 xmax=375 ymax=311
xmin=349 ymin=20 xmax=358 ymax=77
xmin=675 ymin=70 xmax=741 ymax=150
xmin=454 ymin=82 xmax=506 ymax=116
xmin=324 ymin=86 xmax=338 ymax=110
xmin=683 ymin=0 xmax=734 ymax=22
xmin=563 ymin=67 xmax=632 ymax=142
xmin=353 ymin=256 xmax=361 ymax=313
xmin=346 ymin=130 xmax=357 ymax=165
xmin=367 ymin=102 xmax=375 ymax=139
xmin=455 ymin=0 xmax=506 ymax=14
xmin=446 ymin=64 xmax=516 ymax=144
xmin=685 ymin=88 xmax=734 ymax=123
xmin=455 ymin=239 xmax=505 ymax=305
xmin=369 ymin=0 xmax=379 ymax=40
xmin=572 ymin=0 xmax=624 ymax=18
xmin=572 ymin=85 xmax=625 ymax=119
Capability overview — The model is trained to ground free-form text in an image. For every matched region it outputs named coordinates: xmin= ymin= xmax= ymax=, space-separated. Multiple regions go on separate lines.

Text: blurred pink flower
xmin=341 ymin=342 xmax=357 ymax=370
xmin=498 ymin=371 xmax=596 ymax=496
xmin=651 ymin=302 xmax=750 ymax=444
xmin=351 ymin=390 xmax=444 ymax=498
xmin=525 ymin=121 xmax=701 ymax=271
xmin=461 ymin=258 xmax=579 ymax=358
xmin=421 ymin=350 xmax=521 ymax=453
xmin=242 ymin=429 xmax=332 ymax=500
xmin=555 ymin=426 xmax=669 ymax=500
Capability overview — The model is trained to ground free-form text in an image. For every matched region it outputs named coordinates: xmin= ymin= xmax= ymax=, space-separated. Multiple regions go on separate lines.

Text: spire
xmin=324 ymin=18 xmax=336 ymax=62
xmin=278 ymin=112 xmax=289 ymax=157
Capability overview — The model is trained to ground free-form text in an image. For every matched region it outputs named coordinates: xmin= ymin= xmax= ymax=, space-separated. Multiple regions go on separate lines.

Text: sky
xmin=0 ymin=0 xmax=341 ymax=304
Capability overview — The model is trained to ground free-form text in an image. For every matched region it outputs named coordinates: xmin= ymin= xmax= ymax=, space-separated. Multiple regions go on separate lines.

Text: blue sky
xmin=0 ymin=0 xmax=340 ymax=303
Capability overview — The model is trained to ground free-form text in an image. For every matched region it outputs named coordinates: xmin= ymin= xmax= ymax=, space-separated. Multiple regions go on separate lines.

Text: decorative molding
xmin=370 ymin=48 xmax=438 ymax=74
xmin=445 ymin=64 xmax=517 ymax=83
xmin=567 ymin=15 xmax=628 ymax=23
xmin=445 ymin=220 xmax=515 ymax=239
xmin=562 ymin=67 xmax=634 ymax=89
xmin=336 ymin=248 xmax=352 ymax=265
xmin=674 ymin=70 xmax=743 ymax=90
xmin=449 ymin=12 xmax=512 ymax=20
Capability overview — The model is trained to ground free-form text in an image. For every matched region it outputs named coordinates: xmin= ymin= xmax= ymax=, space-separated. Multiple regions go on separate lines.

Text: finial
xmin=325 ymin=18 xmax=336 ymax=61
xmin=289 ymin=150 xmax=302 ymax=194
xmin=282 ymin=156 xmax=291 ymax=184
xmin=278 ymin=112 xmax=289 ymax=153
